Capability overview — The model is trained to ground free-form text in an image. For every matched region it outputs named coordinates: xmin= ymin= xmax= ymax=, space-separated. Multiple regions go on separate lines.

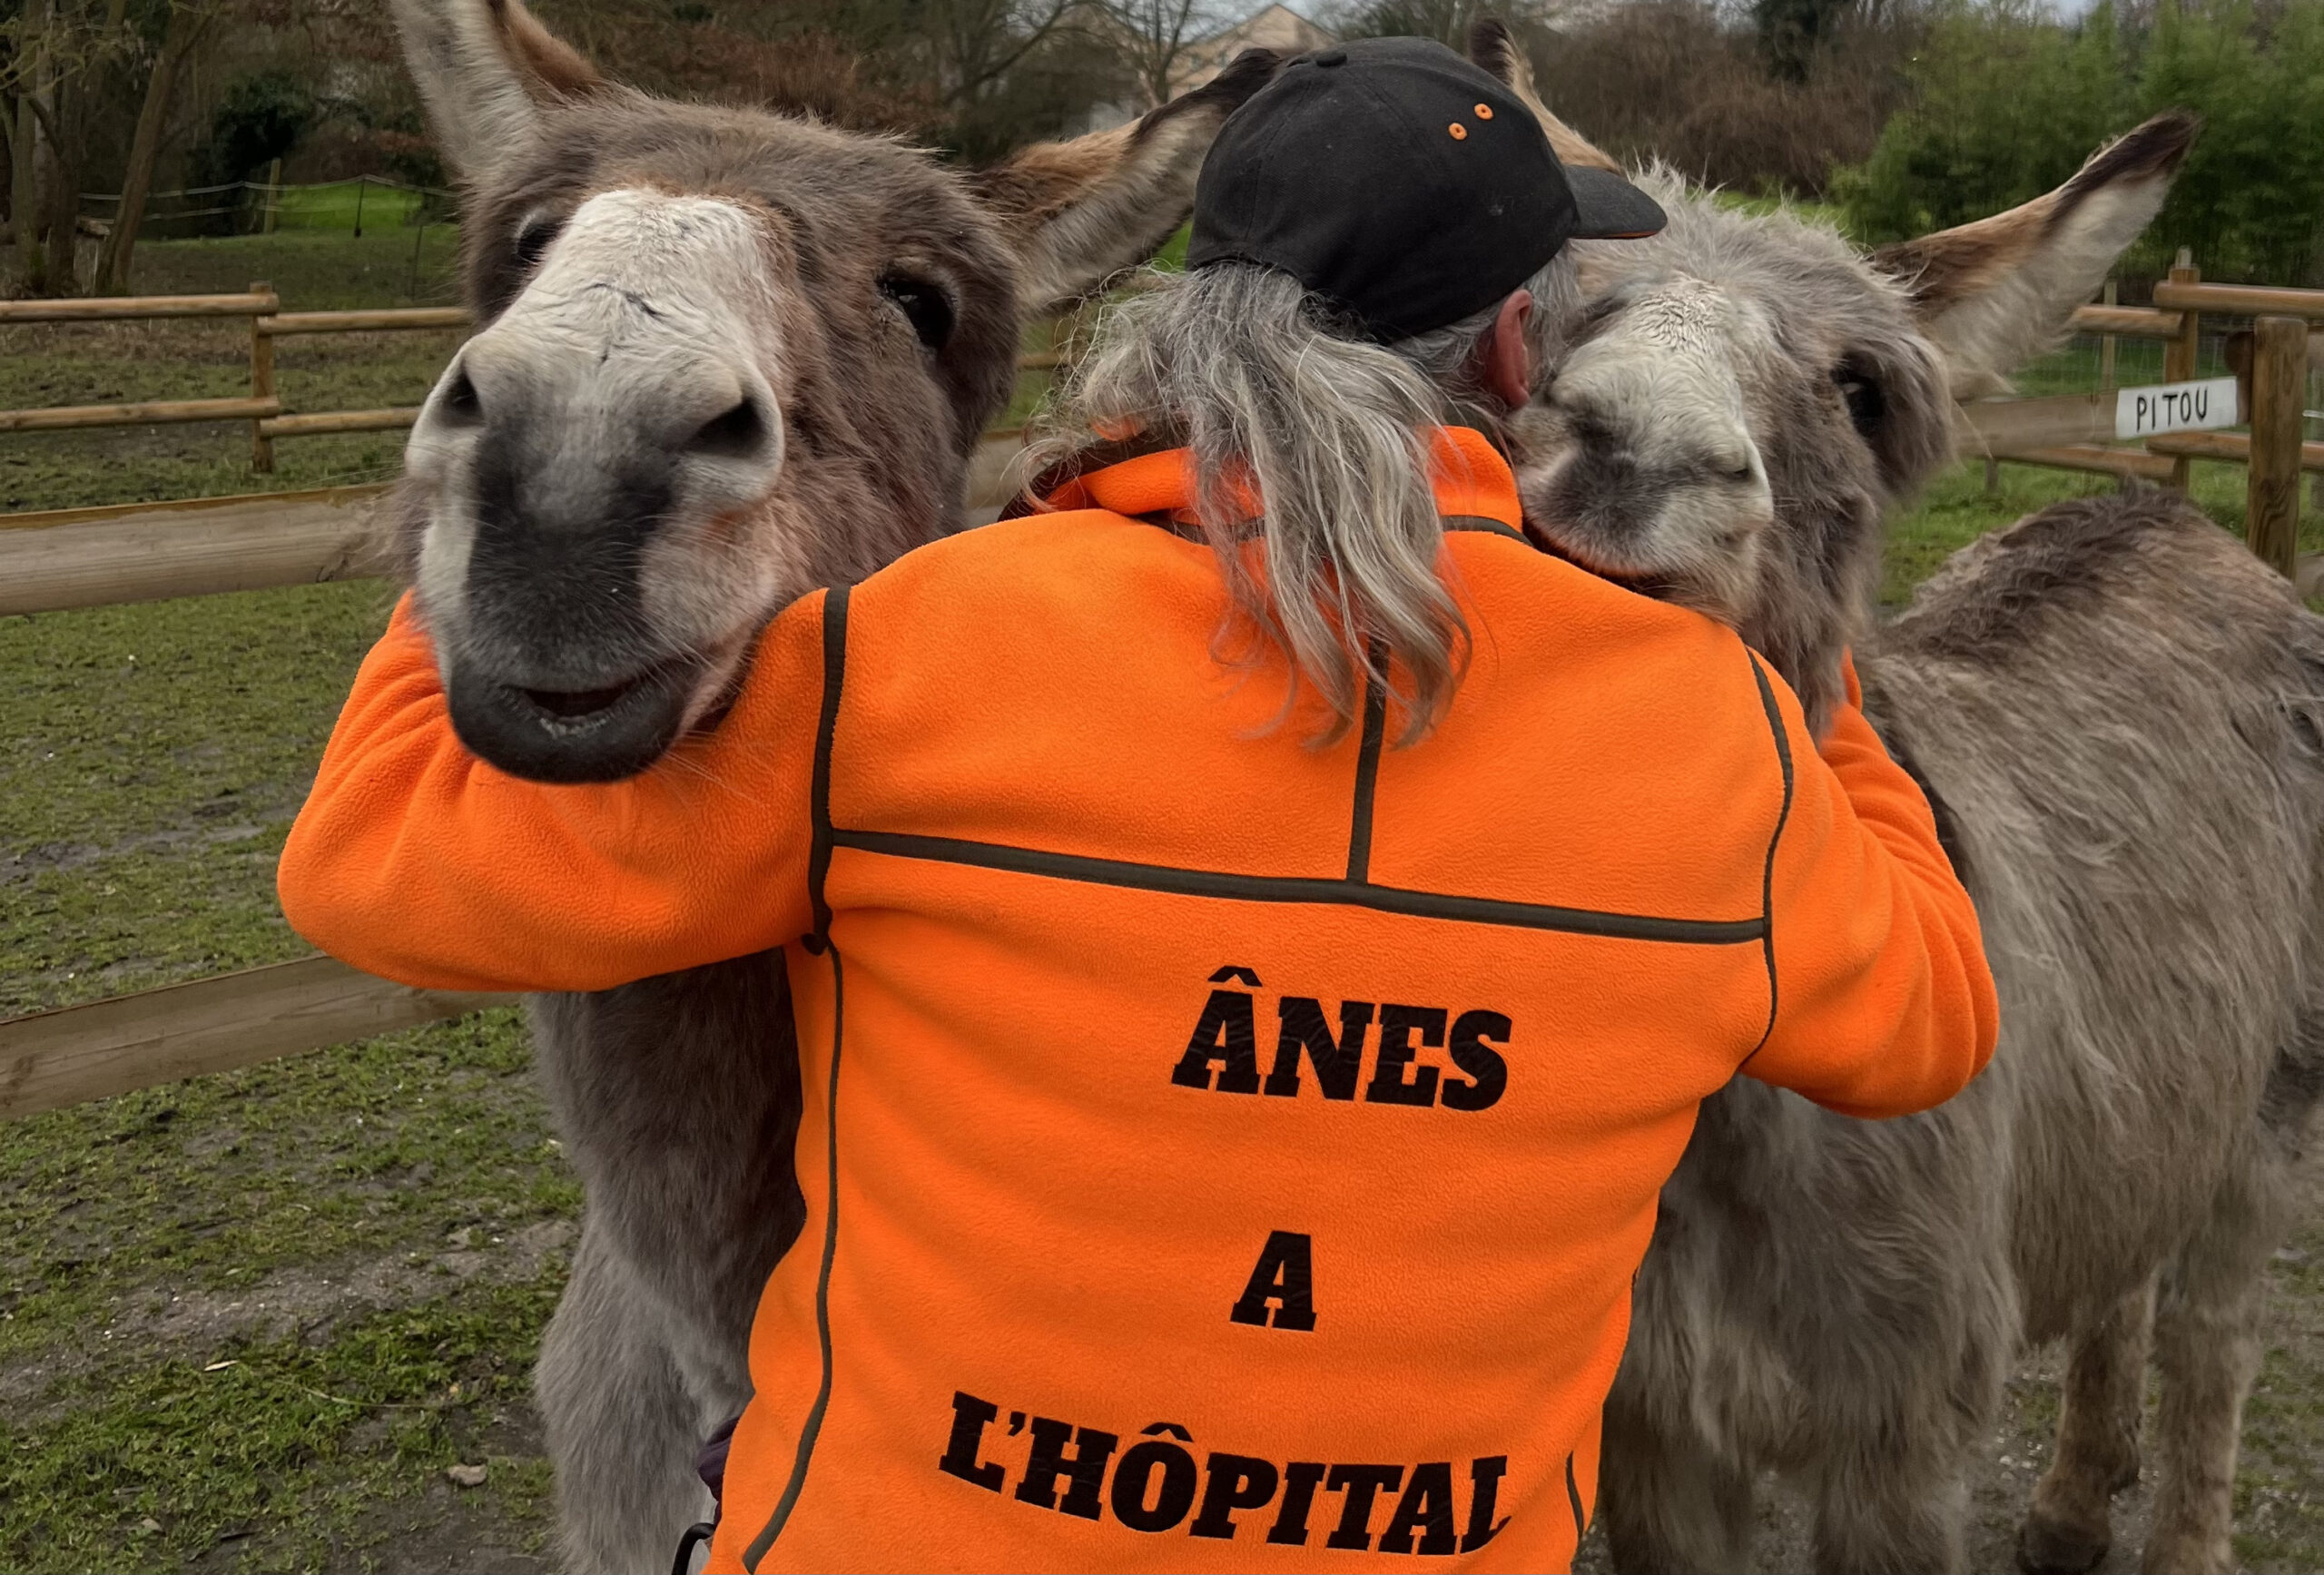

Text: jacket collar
xmin=1026 ymin=427 xmax=1523 ymax=534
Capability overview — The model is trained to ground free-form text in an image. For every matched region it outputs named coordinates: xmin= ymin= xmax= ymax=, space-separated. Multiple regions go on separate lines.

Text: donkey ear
xmin=1874 ymin=113 xmax=2197 ymax=399
xmin=970 ymin=49 xmax=1281 ymax=314
xmin=1466 ymin=18 xmax=1622 ymax=174
xmin=392 ymin=0 xmax=606 ymax=181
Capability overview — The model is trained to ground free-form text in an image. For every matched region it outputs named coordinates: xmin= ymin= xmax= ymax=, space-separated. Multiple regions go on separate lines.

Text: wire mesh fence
xmin=79 ymin=174 xmax=458 ymax=242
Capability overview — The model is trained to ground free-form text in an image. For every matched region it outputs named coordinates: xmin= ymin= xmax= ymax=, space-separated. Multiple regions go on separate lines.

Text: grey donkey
xmin=383 ymin=2 xmax=1276 ymax=1565
xmin=1472 ymin=22 xmax=2324 ymax=1573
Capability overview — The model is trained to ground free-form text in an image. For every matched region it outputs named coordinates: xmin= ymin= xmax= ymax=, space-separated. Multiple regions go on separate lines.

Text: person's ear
xmin=1482 ymin=289 xmax=1533 ymax=410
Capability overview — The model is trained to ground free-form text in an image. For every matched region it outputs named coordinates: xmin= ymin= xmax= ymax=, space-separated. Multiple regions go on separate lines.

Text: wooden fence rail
xmin=0 ymin=432 xmax=1031 ymax=621
xmin=0 ymin=286 xmax=1067 ymax=473
xmin=0 ymin=290 xmax=278 ymax=322
xmin=0 ymin=957 xmax=507 ymax=1122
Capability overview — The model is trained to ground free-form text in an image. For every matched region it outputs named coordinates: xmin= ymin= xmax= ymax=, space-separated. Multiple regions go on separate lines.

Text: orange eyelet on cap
xmin=1475 ymin=103 xmax=1495 ymax=119
xmin=1449 ymin=122 xmax=1469 ymax=140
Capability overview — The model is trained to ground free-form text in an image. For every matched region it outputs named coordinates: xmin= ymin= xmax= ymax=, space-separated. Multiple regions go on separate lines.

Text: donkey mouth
xmin=447 ymin=652 xmax=705 ymax=784
xmin=1527 ymin=526 xmax=1680 ymax=602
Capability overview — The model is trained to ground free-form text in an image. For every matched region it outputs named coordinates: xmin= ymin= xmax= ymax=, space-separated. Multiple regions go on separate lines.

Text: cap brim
xmin=1565 ymin=165 xmax=1666 ymax=240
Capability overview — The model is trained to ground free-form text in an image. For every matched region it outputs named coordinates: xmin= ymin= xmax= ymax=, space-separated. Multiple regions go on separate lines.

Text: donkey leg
xmin=537 ymin=1220 xmax=714 ymax=1575
xmin=1599 ymin=1386 xmax=1755 ymax=1574
xmin=1809 ymin=1431 xmax=1968 ymax=1575
xmin=2019 ymin=1280 xmax=2154 ymax=1575
xmin=2142 ymin=1160 xmax=2280 ymax=1575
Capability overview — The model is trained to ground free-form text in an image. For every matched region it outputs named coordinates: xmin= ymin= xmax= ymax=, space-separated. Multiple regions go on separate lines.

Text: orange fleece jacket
xmin=279 ymin=428 xmax=1995 ymax=1571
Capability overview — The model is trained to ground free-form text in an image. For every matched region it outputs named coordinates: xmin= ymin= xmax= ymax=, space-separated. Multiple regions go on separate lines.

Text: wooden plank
xmin=250 ymin=280 xmax=275 ymax=473
xmin=1955 ymin=393 xmax=2114 ymax=452
xmin=2145 ymin=431 xmax=2324 ymax=471
xmin=0 ymin=483 xmax=389 ymax=532
xmin=0 ymin=956 xmax=509 ymax=1121
xmin=1997 ymin=444 xmax=2176 ymax=483
xmin=260 ymin=407 xmax=420 ymax=438
xmin=2162 ymin=262 xmax=2201 ymax=493
xmin=2154 ymin=280 xmax=2324 ymax=322
xmin=260 ymin=307 xmax=471 ymax=335
xmin=0 ymin=290 xmax=277 ymax=323
xmin=2069 ymin=304 xmax=2184 ymax=340
xmin=0 ymin=395 xmax=280 ymax=433
xmin=0 ymin=490 xmax=390 ymax=615
xmin=2248 ymin=315 xmax=2308 ymax=578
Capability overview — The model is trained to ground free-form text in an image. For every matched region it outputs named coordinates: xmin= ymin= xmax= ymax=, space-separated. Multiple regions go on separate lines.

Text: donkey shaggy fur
xmin=1473 ymin=22 xmax=2324 ymax=1570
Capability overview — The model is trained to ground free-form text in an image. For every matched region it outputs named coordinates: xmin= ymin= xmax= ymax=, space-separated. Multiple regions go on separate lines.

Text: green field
xmin=3 ymin=238 xmax=2320 ymax=1570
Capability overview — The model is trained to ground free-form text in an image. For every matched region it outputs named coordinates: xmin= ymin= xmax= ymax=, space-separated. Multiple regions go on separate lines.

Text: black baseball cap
xmin=1186 ymin=36 xmax=1664 ymax=340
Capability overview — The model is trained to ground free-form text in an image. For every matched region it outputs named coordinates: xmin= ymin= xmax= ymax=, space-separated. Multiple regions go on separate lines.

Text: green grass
xmin=1710 ymin=189 xmax=1846 ymax=231
xmin=267 ymin=182 xmax=447 ymax=235
xmin=0 ymin=572 xmax=582 ymax=1567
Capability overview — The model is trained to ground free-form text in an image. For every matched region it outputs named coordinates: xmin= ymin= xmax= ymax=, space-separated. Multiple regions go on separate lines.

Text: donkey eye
xmin=1833 ymin=360 xmax=1886 ymax=438
xmin=879 ymin=275 xmax=955 ymax=350
xmin=513 ymin=216 xmax=565 ymax=274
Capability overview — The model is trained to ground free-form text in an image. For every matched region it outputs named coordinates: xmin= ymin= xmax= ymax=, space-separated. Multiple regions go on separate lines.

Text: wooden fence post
xmin=2163 ymin=252 xmax=2201 ymax=494
xmin=2099 ymin=279 xmax=2118 ymax=391
xmin=2248 ymin=314 xmax=2307 ymax=579
xmin=249 ymin=280 xmax=275 ymax=473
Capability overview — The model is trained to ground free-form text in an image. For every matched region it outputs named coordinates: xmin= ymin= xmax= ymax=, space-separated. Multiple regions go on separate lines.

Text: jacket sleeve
xmin=276 ymin=592 xmax=826 ymax=994
xmin=1739 ymin=655 xmax=1999 ymax=1117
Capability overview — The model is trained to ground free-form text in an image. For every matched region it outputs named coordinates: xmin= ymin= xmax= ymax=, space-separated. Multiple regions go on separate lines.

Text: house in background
xmin=1066 ymin=3 xmax=1333 ymax=135
xmin=1169 ymin=4 xmax=1334 ymax=93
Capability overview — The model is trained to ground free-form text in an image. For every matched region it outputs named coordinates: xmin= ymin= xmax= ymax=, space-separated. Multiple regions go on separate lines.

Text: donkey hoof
xmin=2018 ymin=1511 xmax=2112 ymax=1575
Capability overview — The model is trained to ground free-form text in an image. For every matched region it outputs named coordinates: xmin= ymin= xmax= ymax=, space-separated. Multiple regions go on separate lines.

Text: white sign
xmin=2115 ymin=377 xmax=2240 ymax=440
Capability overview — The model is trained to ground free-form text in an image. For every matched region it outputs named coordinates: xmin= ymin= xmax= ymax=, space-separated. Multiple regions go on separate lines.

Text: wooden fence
xmin=0 ymin=259 xmax=1073 ymax=1117
xmin=0 ymin=284 xmax=469 ymax=474
xmin=1967 ymin=260 xmax=2322 ymax=578
xmin=5 ymin=268 xmax=2316 ymax=1123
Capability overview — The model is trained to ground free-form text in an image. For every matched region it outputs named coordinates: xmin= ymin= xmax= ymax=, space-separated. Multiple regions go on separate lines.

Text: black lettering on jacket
xmin=1173 ymin=979 xmax=1513 ymax=1112
xmin=1172 ymin=988 xmax=1263 ymax=1093
xmin=1462 ymin=1454 xmax=1512 ymax=1551
xmin=1367 ymin=1005 xmax=1446 ymax=1106
xmin=1110 ymin=1437 xmax=1199 ymax=1531
xmin=942 ymin=1390 xmax=1518 ymax=1552
xmin=1380 ymin=1461 xmax=1460 ymax=1554
xmin=1265 ymin=997 xmax=1373 ymax=1100
xmin=1324 ymin=1464 xmax=1405 ymax=1550
xmin=1014 ymin=1417 xmax=1118 ymax=1519
xmin=1267 ymin=1461 xmax=1330 ymax=1545
xmin=1190 ymin=1453 xmax=1279 ymax=1539
xmin=1441 ymin=1010 xmax=1512 ymax=1111
xmin=1229 ymin=1230 xmax=1317 ymax=1332
xmin=937 ymin=1390 xmax=1005 ymax=1491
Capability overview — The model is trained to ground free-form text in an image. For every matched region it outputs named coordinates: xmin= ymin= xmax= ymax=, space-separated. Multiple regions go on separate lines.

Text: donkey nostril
xmin=687 ymin=398 xmax=767 ymax=460
xmin=441 ymin=368 xmax=483 ymax=428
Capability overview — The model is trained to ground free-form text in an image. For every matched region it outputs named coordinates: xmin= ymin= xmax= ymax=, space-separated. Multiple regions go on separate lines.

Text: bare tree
xmin=1093 ymin=0 xmax=1221 ymax=108
xmin=93 ymin=1 xmax=219 ymax=294
xmin=2 ymin=0 xmax=146 ymax=294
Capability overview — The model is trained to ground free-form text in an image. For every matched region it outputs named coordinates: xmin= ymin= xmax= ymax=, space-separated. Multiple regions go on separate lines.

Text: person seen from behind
xmin=278 ymin=37 xmax=1997 ymax=1574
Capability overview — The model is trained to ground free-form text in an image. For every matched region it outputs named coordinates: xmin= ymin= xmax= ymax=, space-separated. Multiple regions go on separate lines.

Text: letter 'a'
xmin=1230 ymin=1230 xmax=1318 ymax=1331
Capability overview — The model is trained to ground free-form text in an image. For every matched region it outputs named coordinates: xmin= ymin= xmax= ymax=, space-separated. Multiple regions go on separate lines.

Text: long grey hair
xmin=1024 ymin=259 xmax=1576 ymax=746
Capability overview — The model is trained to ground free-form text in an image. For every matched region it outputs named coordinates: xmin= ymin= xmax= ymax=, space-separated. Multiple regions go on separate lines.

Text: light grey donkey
xmin=1472 ymin=21 xmax=2324 ymax=1574
xmin=381 ymin=1 xmax=1276 ymax=1565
